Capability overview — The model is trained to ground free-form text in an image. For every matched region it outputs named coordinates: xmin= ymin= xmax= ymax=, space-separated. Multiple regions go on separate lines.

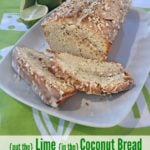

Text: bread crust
xmin=12 ymin=47 xmax=76 ymax=107
xmin=47 ymin=50 xmax=134 ymax=95
xmin=42 ymin=0 xmax=131 ymax=46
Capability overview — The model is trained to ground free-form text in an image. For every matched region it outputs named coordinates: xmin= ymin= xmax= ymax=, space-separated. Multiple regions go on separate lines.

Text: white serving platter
xmin=0 ymin=8 xmax=150 ymax=127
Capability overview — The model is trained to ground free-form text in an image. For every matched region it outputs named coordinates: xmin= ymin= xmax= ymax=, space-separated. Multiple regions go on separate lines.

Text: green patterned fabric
xmin=0 ymin=0 xmax=150 ymax=135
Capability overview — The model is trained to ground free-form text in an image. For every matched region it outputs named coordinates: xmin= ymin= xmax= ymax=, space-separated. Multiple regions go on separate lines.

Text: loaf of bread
xmin=12 ymin=47 xmax=76 ymax=107
xmin=47 ymin=50 xmax=133 ymax=95
xmin=42 ymin=0 xmax=131 ymax=61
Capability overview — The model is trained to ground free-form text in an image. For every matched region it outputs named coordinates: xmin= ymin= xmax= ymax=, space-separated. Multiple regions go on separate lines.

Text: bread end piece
xmin=12 ymin=47 xmax=76 ymax=108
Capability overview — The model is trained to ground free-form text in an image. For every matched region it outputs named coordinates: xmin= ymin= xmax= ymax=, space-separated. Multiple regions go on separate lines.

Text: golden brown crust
xmin=42 ymin=0 xmax=131 ymax=43
xmin=102 ymin=72 xmax=134 ymax=94
xmin=47 ymin=51 xmax=134 ymax=95
xmin=12 ymin=47 xmax=76 ymax=107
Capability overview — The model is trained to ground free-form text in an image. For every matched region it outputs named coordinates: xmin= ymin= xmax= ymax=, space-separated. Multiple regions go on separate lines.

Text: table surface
xmin=0 ymin=0 xmax=150 ymax=135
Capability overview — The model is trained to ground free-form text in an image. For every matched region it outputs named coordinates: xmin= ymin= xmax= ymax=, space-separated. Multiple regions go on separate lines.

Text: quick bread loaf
xmin=12 ymin=47 xmax=76 ymax=107
xmin=47 ymin=50 xmax=133 ymax=95
xmin=42 ymin=0 xmax=131 ymax=61
xmin=11 ymin=0 xmax=133 ymax=107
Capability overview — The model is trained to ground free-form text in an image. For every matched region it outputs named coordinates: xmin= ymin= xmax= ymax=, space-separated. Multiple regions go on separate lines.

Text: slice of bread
xmin=42 ymin=0 xmax=131 ymax=61
xmin=12 ymin=47 xmax=76 ymax=107
xmin=47 ymin=50 xmax=134 ymax=95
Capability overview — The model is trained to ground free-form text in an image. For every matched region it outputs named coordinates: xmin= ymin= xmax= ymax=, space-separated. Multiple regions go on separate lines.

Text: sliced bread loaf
xmin=42 ymin=0 xmax=131 ymax=61
xmin=12 ymin=47 xmax=76 ymax=107
xmin=47 ymin=50 xmax=134 ymax=95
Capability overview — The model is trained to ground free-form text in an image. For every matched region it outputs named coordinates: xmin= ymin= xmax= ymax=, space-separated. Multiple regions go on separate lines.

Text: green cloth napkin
xmin=0 ymin=0 xmax=150 ymax=135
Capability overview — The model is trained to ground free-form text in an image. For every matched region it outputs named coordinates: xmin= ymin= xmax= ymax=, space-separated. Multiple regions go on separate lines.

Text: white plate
xmin=0 ymin=8 xmax=150 ymax=127
xmin=132 ymin=0 xmax=150 ymax=8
